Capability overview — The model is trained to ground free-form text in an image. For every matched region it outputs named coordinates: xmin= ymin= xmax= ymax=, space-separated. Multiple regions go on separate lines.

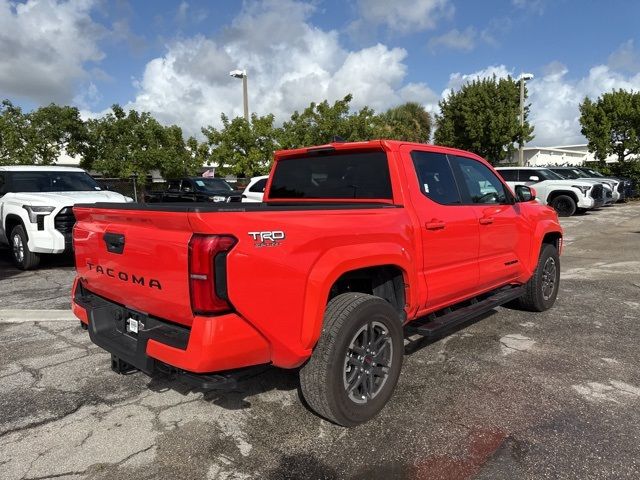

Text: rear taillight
xmin=189 ymin=235 xmax=237 ymax=315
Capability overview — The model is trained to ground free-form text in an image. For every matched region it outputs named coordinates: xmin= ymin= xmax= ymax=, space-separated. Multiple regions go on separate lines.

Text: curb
xmin=0 ymin=309 xmax=76 ymax=323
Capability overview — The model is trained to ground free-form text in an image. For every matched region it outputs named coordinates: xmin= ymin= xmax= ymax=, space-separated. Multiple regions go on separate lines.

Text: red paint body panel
xmin=72 ymin=140 xmax=562 ymax=373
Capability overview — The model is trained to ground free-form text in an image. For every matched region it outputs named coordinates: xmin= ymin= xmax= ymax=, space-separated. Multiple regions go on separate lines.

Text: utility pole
xmin=230 ymin=69 xmax=249 ymax=122
xmin=518 ymin=73 xmax=534 ymax=166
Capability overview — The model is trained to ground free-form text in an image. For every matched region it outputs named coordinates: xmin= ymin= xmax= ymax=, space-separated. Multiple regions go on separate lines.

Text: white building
xmin=508 ymin=144 xmax=618 ymax=166
xmin=53 ymin=150 xmax=81 ymax=167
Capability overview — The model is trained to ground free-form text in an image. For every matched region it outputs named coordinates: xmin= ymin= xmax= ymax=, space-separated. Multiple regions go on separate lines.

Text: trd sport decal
xmin=248 ymin=231 xmax=285 ymax=247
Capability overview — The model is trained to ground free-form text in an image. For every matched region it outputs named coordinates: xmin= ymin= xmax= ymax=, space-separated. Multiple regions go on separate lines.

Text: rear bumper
xmin=72 ymin=281 xmax=271 ymax=382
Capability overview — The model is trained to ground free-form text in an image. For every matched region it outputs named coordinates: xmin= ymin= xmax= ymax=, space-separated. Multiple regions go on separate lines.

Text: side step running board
xmin=406 ymin=285 xmax=526 ymax=339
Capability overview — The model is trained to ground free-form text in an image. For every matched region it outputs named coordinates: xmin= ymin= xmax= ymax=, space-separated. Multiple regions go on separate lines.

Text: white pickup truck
xmin=496 ymin=167 xmax=605 ymax=216
xmin=0 ymin=166 xmax=132 ymax=269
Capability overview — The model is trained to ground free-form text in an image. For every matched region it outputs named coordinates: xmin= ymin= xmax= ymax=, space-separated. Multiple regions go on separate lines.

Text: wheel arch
xmin=528 ymin=227 xmax=563 ymax=275
xmin=547 ymin=190 xmax=579 ymax=205
xmin=299 ymin=243 xmax=414 ymax=350
xmin=328 ymin=265 xmax=406 ymax=317
xmin=4 ymin=214 xmax=27 ymax=241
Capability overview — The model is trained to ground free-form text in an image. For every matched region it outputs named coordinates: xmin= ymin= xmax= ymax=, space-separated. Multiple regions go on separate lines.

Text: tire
xmin=550 ymin=195 xmax=577 ymax=217
xmin=518 ymin=243 xmax=560 ymax=312
xmin=10 ymin=225 xmax=40 ymax=270
xmin=299 ymin=293 xmax=404 ymax=427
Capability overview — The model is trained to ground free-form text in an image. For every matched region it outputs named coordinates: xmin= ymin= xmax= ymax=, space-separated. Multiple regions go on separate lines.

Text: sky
xmin=1 ymin=0 xmax=640 ymax=147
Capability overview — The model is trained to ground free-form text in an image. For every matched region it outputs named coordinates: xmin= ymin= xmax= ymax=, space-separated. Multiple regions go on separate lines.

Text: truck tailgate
xmin=73 ymin=206 xmax=195 ymax=327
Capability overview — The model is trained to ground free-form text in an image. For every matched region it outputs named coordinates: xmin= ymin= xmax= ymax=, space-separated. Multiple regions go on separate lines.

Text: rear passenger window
xmin=451 ymin=156 xmax=510 ymax=204
xmin=167 ymin=180 xmax=181 ymax=191
xmin=0 ymin=173 xmax=5 ymax=194
xmin=498 ymin=169 xmax=519 ymax=181
xmin=411 ymin=151 xmax=461 ymax=205
xmin=249 ymin=178 xmax=267 ymax=193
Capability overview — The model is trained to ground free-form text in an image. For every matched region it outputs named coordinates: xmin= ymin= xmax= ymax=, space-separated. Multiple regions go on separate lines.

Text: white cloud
xmin=351 ymin=0 xmax=453 ymax=34
xmin=0 ymin=0 xmax=105 ymax=104
xmin=444 ymin=64 xmax=513 ymax=96
xmin=428 ymin=27 xmax=476 ymax=53
xmin=127 ymin=0 xmax=438 ymax=137
xmin=528 ymin=63 xmax=640 ymax=146
xmin=439 ymin=61 xmax=640 ymax=147
xmin=608 ymin=39 xmax=640 ymax=73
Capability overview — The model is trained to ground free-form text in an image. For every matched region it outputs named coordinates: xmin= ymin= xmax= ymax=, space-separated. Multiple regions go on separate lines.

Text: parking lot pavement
xmin=1 ymin=203 xmax=639 ymax=480
xmin=0 ymin=248 xmax=75 ymax=310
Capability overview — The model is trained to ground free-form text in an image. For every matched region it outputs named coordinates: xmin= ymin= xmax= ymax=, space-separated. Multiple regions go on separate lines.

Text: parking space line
xmin=0 ymin=309 xmax=76 ymax=323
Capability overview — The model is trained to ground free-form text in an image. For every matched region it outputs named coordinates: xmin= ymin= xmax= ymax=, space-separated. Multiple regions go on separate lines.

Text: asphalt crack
xmin=0 ymin=403 xmax=84 ymax=440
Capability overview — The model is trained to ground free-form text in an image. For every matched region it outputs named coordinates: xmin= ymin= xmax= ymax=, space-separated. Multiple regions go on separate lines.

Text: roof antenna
xmin=332 ymin=135 xmax=346 ymax=143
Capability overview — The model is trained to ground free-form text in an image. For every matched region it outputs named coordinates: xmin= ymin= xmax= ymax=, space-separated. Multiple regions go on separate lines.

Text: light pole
xmin=229 ymin=69 xmax=249 ymax=122
xmin=518 ymin=73 xmax=534 ymax=166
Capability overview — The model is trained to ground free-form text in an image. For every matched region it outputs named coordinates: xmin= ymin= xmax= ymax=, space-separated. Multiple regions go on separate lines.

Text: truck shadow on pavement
xmin=139 ymin=309 xmax=501 ymax=416
xmin=0 ymin=248 xmax=75 ymax=280
xmin=144 ymin=365 xmax=300 ymax=410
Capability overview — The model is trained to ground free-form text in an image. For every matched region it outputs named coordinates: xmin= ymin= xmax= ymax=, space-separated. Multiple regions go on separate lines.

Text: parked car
xmin=0 ymin=166 xmax=132 ymax=270
xmin=144 ymin=177 xmax=243 ymax=203
xmin=496 ymin=167 xmax=604 ymax=216
xmin=575 ymin=167 xmax=635 ymax=201
xmin=72 ymin=140 xmax=563 ymax=426
xmin=547 ymin=167 xmax=622 ymax=203
xmin=242 ymin=175 xmax=269 ymax=202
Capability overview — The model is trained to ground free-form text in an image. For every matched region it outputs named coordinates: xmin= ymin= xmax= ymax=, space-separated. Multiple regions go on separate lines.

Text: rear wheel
xmin=299 ymin=293 xmax=404 ymax=427
xmin=518 ymin=243 xmax=560 ymax=312
xmin=10 ymin=225 xmax=40 ymax=270
xmin=550 ymin=195 xmax=576 ymax=217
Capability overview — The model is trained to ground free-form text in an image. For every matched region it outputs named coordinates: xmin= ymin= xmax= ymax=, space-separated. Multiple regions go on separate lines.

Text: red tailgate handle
xmin=479 ymin=217 xmax=494 ymax=225
xmin=425 ymin=220 xmax=446 ymax=230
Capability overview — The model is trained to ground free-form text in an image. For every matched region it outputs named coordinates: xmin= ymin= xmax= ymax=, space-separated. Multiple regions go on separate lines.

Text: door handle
xmin=425 ymin=221 xmax=446 ymax=230
xmin=479 ymin=217 xmax=494 ymax=225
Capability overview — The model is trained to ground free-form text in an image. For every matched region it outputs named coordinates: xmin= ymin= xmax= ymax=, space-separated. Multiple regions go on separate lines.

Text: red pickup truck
xmin=71 ymin=140 xmax=562 ymax=426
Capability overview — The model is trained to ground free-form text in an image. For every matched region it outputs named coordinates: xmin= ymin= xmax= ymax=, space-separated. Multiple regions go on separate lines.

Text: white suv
xmin=0 ymin=166 xmax=132 ymax=269
xmin=496 ymin=167 xmax=604 ymax=216
xmin=242 ymin=175 xmax=268 ymax=202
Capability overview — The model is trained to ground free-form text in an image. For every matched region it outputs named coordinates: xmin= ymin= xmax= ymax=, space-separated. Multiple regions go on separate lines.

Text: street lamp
xmin=518 ymin=72 xmax=534 ymax=166
xmin=229 ymin=69 xmax=249 ymax=122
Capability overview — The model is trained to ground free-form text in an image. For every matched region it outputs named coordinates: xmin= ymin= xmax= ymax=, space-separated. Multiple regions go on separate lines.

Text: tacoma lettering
xmin=86 ymin=262 xmax=162 ymax=290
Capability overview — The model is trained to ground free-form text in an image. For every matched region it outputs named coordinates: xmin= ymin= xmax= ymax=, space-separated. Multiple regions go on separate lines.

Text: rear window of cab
xmin=269 ymin=151 xmax=393 ymax=199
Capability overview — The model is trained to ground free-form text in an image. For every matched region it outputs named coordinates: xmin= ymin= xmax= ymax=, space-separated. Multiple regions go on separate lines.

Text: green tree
xmin=579 ymin=89 xmax=640 ymax=163
xmin=277 ymin=94 xmax=379 ymax=149
xmin=202 ymin=112 xmax=278 ymax=177
xmin=434 ymin=76 xmax=534 ymax=163
xmin=84 ymin=105 xmax=197 ymax=183
xmin=377 ymin=102 xmax=432 ymax=142
xmin=0 ymin=100 xmax=87 ymax=165
xmin=0 ymin=100 xmax=31 ymax=165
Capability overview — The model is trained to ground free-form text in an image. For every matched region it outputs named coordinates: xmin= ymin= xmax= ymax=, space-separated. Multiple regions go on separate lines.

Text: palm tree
xmin=379 ymin=102 xmax=432 ymax=143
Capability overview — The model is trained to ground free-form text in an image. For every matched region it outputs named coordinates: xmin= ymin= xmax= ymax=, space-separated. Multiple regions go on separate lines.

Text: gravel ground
xmin=0 ymin=203 xmax=639 ymax=480
xmin=0 ymin=250 xmax=75 ymax=310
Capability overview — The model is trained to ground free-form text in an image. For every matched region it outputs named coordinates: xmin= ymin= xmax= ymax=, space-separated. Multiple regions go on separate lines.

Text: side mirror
xmin=528 ymin=175 xmax=540 ymax=182
xmin=515 ymin=185 xmax=536 ymax=202
xmin=183 ymin=187 xmax=193 ymax=193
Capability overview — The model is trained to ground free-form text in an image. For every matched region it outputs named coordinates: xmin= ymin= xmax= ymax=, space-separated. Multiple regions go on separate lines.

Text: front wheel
xmin=299 ymin=293 xmax=404 ymax=427
xmin=518 ymin=243 xmax=560 ymax=312
xmin=10 ymin=225 xmax=41 ymax=270
xmin=550 ymin=195 xmax=577 ymax=217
